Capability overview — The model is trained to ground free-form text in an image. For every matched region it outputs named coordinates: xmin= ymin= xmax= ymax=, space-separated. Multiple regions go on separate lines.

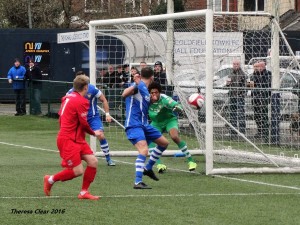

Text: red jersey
xmin=58 ymin=92 xmax=95 ymax=143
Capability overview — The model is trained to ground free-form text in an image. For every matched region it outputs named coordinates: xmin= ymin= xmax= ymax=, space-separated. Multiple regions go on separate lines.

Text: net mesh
xmin=91 ymin=11 xmax=300 ymax=170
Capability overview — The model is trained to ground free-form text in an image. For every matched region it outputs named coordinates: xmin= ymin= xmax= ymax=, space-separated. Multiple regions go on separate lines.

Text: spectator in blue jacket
xmin=7 ymin=58 xmax=27 ymax=116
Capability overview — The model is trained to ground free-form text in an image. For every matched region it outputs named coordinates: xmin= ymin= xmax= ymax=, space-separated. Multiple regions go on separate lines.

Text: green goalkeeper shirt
xmin=148 ymin=94 xmax=181 ymax=123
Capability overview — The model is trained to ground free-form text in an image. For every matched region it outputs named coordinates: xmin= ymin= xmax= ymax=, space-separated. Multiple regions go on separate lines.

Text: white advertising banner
xmin=171 ymin=32 xmax=243 ymax=55
xmin=57 ymin=30 xmax=89 ymax=44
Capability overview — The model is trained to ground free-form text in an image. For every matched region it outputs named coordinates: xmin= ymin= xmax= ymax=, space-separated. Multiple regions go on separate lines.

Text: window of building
xmin=125 ymin=0 xmax=144 ymax=14
xmin=223 ymin=0 xmax=237 ymax=11
xmin=213 ymin=0 xmax=222 ymax=11
xmin=157 ymin=0 xmax=167 ymax=4
xmin=125 ymin=0 xmax=134 ymax=13
xmin=209 ymin=0 xmax=237 ymax=12
xmin=85 ymin=0 xmax=109 ymax=13
xmin=257 ymin=0 xmax=265 ymax=11
xmin=244 ymin=0 xmax=265 ymax=12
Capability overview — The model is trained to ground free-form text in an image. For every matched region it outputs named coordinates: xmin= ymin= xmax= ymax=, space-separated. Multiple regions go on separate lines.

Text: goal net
xmin=89 ymin=9 xmax=300 ymax=174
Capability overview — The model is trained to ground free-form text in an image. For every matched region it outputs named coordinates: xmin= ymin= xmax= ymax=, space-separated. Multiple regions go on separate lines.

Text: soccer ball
xmin=188 ymin=93 xmax=205 ymax=109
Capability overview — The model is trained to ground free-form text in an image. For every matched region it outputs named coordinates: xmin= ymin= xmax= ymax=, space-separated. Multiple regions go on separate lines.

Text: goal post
xmin=89 ymin=9 xmax=300 ymax=174
xmin=205 ymin=9 xmax=214 ymax=175
xmin=89 ymin=24 xmax=97 ymax=153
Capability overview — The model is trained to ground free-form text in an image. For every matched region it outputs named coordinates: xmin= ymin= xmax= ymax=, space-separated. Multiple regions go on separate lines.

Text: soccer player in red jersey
xmin=43 ymin=75 xmax=102 ymax=200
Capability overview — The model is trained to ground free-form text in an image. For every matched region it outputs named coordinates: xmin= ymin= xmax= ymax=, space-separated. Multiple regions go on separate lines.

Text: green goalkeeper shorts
xmin=150 ymin=117 xmax=179 ymax=133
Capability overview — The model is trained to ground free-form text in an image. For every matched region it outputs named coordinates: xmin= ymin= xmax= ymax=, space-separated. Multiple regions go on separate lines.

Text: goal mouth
xmin=89 ymin=10 xmax=300 ymax=174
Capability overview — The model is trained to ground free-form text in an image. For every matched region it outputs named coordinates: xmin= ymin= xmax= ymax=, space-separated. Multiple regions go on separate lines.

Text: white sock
xmin=48 ymin=175 xmax=54 ymax=184
xmin=80 ymin=190 xmax=87 ymax=195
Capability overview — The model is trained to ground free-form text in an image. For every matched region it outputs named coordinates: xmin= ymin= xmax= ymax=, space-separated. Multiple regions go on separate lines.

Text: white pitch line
xmin=101 ymin=192 xmax=300 ymax=198
xmin=0 ymin=196 xmax=73 ymax=199
xmin=2 ymin=141 xmax=300 ymax=191
xmin=1 ymin=192 xmax=300 ymax=200
xmin=0 ymin=141 xmax=200 ymax=177
xmin=107 ymin=159 xmax=203 ymax=175
xmin=215 ymin=175 xmax=300 ymax=191
xmin=0 ymin=141 xmax=58 ymax=153
xmin=112 ymin=159 xmax=300 ymax=191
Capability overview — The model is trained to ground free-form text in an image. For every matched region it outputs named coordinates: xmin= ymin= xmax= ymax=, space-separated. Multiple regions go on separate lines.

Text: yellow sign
xmin=24 ymin=42 xmax=50 ymax=53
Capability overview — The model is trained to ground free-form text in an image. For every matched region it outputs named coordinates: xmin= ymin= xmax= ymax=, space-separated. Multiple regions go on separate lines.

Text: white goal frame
xmin=89 ymin=10 xmax=210 ymax=158
xmin=89 ymin=9 xmax=300 ymax=175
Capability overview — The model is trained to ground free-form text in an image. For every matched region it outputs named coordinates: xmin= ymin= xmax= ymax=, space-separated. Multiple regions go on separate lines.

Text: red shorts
xmin=57 ymin=136 xmax=93 ymax=169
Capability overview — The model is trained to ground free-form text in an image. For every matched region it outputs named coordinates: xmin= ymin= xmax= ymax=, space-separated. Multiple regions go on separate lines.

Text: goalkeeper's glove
xmin=173 ymin=105 xmax=183 ymax=113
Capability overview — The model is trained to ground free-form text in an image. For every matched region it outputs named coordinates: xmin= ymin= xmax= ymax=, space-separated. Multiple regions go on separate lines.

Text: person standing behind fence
xmin=105 ymin=64 xmax=121 ymax=88
xmin=114 ymin=65 xmax=125 ymax=88
xmin=102 ymin=65 xmax=114 ymax=88
xmin=226 ymin=59 xmax=247 ymax=138
xmin=250 ymin=61 xmax=271 ymax=142
xmin=7 ymin=58 xmax=27 ymax=116
xmin=122 ymin=64 xmax=131 ymax=87
xmin=153 ymin=61 xmax=167 ymax=91
xmin=130 ymin=66 xmax=139 ymax=83
xmin=26 ymin=59 xmax=43 ymax=115
xmin=154 ymin=61 xmax=175 ymax=97
xmin=140 ymin=61 xmax=147 ymax=70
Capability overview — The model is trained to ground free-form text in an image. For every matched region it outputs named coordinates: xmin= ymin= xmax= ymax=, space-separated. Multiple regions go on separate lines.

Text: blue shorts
xmin=88 ymin=116 xmax=104 ymax=131
xmin=125 ymin=125 xmax=162 ymax=145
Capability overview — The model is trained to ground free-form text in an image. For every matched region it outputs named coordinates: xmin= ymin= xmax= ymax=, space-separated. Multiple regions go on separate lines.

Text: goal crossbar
xmin=89 ymin=10 xmax=208 ymax=27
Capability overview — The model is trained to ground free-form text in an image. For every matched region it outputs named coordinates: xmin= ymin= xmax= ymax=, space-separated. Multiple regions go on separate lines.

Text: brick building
xmin=73 ymin=1 xmax=300 ymax=31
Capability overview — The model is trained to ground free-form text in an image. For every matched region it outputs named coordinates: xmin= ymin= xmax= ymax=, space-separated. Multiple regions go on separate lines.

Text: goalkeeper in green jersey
xmin=148 ymin=82 xmax=197 ymax=173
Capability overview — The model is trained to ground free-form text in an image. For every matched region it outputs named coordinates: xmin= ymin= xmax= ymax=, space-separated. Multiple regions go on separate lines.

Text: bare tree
xmin=0 ymin=0 xmax=181 ymax=29
xmin=0 ymin=0 xmax=87 ymax=28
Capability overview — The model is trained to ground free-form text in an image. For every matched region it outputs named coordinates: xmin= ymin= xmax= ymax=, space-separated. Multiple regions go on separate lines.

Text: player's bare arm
xmin=99 ymin=94 xmax=111 ymax=123
xmin=122 ymin=85 xmax=138 ymax=98
xmin=122 ymin=74 xmax=141 ymax=98
xmin=133 ymin=73 xmax=141 ymax=83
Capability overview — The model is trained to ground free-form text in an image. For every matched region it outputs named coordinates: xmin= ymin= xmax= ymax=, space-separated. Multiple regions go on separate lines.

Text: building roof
xmin=280 ymin=9 xmax=300 ymax=31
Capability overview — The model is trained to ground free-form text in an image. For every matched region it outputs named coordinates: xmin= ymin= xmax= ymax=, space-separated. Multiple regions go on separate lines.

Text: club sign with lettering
xmin=24 ymin=42 xmax=50 ymax=77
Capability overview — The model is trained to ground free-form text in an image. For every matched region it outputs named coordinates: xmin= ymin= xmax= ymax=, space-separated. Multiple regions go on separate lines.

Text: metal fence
xmin=0 ymin=78 xmax=127 ymax=121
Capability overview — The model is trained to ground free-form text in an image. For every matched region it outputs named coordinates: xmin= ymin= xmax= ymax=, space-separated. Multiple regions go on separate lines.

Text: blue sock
xmin=135 ymin=154 xmax=146 ymax=184
xmin=100 ymin=139 xmax=110 ymax=161
xmin=145 ymin=145 xmax=166 ymax=170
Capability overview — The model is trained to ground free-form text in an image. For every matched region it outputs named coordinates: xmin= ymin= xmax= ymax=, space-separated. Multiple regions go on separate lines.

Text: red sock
xmin=53 ymin=169 xmax=76 ymax=182
xmin=81 ymin=166 xmax=97 ymax=191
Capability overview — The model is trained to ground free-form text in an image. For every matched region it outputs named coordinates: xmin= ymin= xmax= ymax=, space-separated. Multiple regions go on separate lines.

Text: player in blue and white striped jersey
xmin=67 ymin=71 xmax=115 ymax=166
xmin=122 ymin=67 xmax=169 ymax=189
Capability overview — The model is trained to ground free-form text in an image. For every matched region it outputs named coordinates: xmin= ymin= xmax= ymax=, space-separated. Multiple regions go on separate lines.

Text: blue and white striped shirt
xmin=125 ymin=81 xmax=150 ymax=128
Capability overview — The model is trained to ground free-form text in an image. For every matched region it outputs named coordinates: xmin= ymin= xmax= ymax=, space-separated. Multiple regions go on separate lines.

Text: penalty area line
xmin=1 ymin=192 xmax=300 ymax=200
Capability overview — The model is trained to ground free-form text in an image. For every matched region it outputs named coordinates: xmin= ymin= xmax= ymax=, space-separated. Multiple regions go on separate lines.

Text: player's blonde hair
xmin=73 ymin=75 xmax=89 ymax=92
